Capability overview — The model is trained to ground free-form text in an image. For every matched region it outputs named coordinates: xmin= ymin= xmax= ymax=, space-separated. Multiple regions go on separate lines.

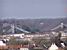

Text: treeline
xmin=0 ymin=18 xmax=67 ymax=34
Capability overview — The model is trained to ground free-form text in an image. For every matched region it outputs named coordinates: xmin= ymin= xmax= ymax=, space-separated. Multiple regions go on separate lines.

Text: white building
xmin=48 ymin=43 xmax=58 ymax=50
xmin=20 ymin=48 xmax=29 ymax=50
xmin=3 ymin=33 xmax=24 ymax=38
xmin=0 ymin=41 xmax=6 ymax=46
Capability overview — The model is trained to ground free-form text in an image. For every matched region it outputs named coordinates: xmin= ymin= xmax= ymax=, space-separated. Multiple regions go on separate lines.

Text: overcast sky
xmin=0 ymin=0 xmax=67 ymax=19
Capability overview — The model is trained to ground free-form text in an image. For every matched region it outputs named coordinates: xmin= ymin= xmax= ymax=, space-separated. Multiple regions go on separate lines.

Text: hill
xmin=0 ymin=18 xmax=67 ymax=34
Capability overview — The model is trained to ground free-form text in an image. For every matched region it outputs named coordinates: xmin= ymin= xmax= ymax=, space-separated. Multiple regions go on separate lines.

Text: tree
xmin=7 ymin=37 xmax=30 ymax=45
xmin=32 ymin=37 xmax=51 ymax=48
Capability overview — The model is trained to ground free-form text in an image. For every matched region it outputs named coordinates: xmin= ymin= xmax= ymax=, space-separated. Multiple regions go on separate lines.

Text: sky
xmin=0 ymin=0 xmax=67 ymax=19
